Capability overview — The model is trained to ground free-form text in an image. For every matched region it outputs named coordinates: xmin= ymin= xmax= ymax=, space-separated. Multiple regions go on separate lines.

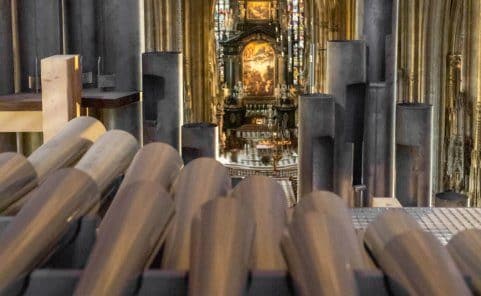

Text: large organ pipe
xmin=0 ymin=168 xmax=99 ymax=292
xmin=74 ymin=182 xmax=174 ymax=296
xmin=364 ymin=209 xmax=471 ymax=295
xmin=0 ymin=153 xmax=37 ymax=212
xmin=118 ymin=142 xmax=183 ymax=191
xmin=231 ymin=176 xmax=288 ymax=270
xmin=447 ymin=229 xmax=481 ymax=294
xmin=282 ymin=211 xmax=359 ymax=296
xmin=0 ymin=117 xmax=105 ymax=213
xmin=189 ymin=198 xmax=255 ymax=296
xmin=162 ymin=158 xmax=231 ymax=270
xmin=294 ymin=191 xmax=367 ymax=269
xmin=74 ymin=129 xmax=138 ymax=193
xmin=28 ymin=116 xmax=106 ymax=181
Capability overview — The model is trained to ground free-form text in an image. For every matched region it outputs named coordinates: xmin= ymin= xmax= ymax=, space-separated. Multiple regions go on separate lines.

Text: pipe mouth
xmin=397 ymin=102 xmax=432 ymax=109
xmin=143 ymin=51 xmax=182 ymax=56
xmin=328 ymin=39 xmax=364 ymax=43
xmin=300 ymin=93 xmax=332 ymax=99
xmin=435 ymin=191 xmax=468 ymax=201
xmin=183 ymin=123 xmax=217 ymax=129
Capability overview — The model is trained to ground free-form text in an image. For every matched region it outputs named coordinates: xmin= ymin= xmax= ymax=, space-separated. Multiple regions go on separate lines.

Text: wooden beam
xmin=41 ymin=55 xmax=81 ymax=141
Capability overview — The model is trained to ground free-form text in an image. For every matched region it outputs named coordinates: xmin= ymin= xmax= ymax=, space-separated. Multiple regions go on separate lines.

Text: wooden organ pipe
xmin=28 ymin=116 xmax=106 ymax=181
xmin=447 ymin=229 xmax=481 ymax=294
xmin=364 ymin=209 xmax=471 ymax=295
xmin=0 ymin=153 xmax=37 ymax=212
xmin=118 ymin=142 xmax=183 ymax=191
xmin=294 ymin=190 xmax=368 ymax=269
xmin=282 ymin=211 xmax=359 ymax=296
xmin=162 ymin=158 xmax=231 ymax=270
xmin=231 ymin=176 xmax=288 ymax=270
xmin=0 ymin=169 xmax=99 ymax=292
xmin=189 ymin=198 xmax=255 ymax=296
xmin=74 ymin=129 xmax=138 ymax=194
xmin=0 ymin=117 xmax=105 ymax=213
xmin=74 ymin=182 xmax=174 ymax=296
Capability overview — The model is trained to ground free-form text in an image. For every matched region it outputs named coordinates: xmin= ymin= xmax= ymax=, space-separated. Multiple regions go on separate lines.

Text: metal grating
xmin=351 ymin=208 xmax=481 ymax=245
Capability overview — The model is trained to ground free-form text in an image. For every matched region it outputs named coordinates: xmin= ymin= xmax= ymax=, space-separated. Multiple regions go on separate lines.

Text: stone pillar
xmin=363 ymin=83 xmax=393 ymax=200
xmin=142 ymin=52 xmax=183 ymax=150
xmin=298 ymin=94 xmax=335 ymax=199
xmin=182 ymin=123 xmax=218 ymax=164
xmin=327 ymin=40 xmax=367 ymax=206
xmin=395 ymin=103 xmax=433 ymax=206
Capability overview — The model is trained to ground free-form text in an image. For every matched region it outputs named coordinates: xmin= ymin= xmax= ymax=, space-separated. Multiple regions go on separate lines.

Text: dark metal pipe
xmin=395 ymin=103 xmax=433 ymax=206
xmin=181 ymin=123 xmax=218 ymax=164
xmin=98 ymin=0 xmax=140 ymax=91
xmin=363 ymin=0 xmax=393 ymax=82
xmin=327 ymin=40 xmax=367 ymax=206
xmin=298 ymin=94 xmax=335 ymax=198
xmin=363 ymin=83 xmax=393 ymax=200
xmin=0 ymin=0 xmax=14 ymax=95
xmin=18 ymin=0 xmax=63 ymax=92
xmin=142 ymin=52 xmax=183 ymax=149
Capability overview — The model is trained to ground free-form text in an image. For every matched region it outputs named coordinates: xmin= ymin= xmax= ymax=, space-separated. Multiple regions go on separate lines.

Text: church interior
xmin=1 ymin=0 xmax=481 ymax=295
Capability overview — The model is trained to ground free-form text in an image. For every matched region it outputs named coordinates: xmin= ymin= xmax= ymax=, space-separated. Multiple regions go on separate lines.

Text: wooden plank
xmin=81 ymin=89 xmax=140 ymax=109
xmin=27 ymin=116 xmax=106 ymax=181
xmin=0 ymin=111 xmax=42 ymax=132
xmin=74 ymin=182 xmax=174 ymax=295
xmin=231 ymin=176 xmax=288 ymax=270
xmin=0 ymin=168 xmax=99 ymax=292
xmin=189 ymin=198 xmax=255 ymax=296
xmin=162 ymin=158 xmax=231 ymax=270
xmin=74 ymin=130 xmax=138 ymax=193
xmin=41 ymin=55 xmax=81 ymax=141
xmin=0 ymin=152 xmax=37 ymax=212
xmin=447 ymin=229 xmax=481 ymax=294
xmin=0 ymin=93 xmax=42 ymax=111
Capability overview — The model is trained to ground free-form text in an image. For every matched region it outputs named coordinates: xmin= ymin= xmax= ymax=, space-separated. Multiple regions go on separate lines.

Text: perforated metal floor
xmin=352 ymin=208 xmax=481 ymax=245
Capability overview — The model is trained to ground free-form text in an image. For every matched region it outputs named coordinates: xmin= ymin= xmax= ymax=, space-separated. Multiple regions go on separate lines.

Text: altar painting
xmin=242 ymin=41 xmax=275 ymax=96
xmin=246 ymin=1 xmax=271 ymax=20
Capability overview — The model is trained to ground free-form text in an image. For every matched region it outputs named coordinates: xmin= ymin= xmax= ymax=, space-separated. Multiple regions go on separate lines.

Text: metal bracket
xmin=82 ymin=72 xmax=94 ymax=84
xmin=28 ymin=75 xmax=41 ymax=92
